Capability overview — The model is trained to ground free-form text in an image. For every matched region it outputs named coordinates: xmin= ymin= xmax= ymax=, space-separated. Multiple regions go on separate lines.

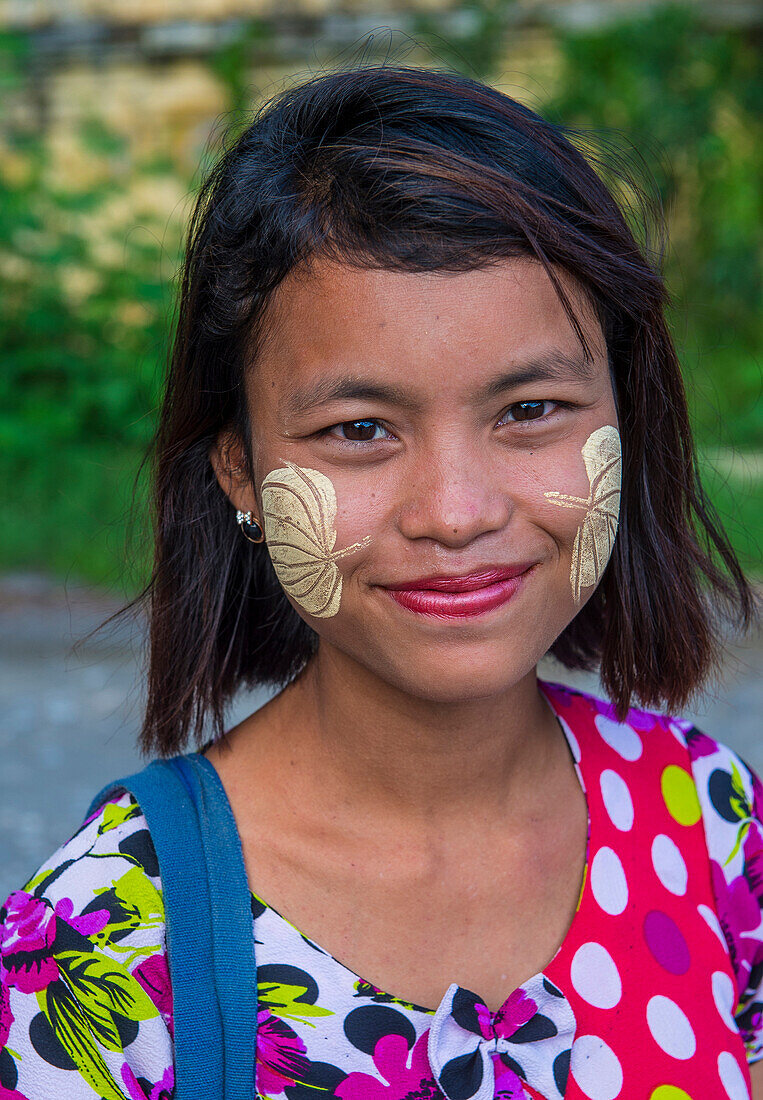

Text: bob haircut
xmin=135 ymin=64 xmax=753 ymax=756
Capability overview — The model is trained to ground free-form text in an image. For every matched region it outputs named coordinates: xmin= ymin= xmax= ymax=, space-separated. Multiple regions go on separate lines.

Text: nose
xmin=396 ymin=441 xmax=512 ymax=548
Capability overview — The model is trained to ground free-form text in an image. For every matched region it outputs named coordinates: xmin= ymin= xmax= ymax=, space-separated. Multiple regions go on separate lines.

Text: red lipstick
xmin=383 ymin=565 xmax=534 ymax=618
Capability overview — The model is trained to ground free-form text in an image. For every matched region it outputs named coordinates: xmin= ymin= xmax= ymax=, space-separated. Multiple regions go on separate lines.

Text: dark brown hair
xmin=134 ymin=64 xmax=753 ymax=755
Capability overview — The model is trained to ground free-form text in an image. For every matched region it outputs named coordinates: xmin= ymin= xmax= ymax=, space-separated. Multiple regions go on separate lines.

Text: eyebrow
xmin=280 ymin=348 xmax=596 ymax=418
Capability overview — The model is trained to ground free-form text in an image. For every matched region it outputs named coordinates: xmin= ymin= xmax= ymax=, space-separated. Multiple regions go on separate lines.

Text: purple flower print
xmin=134 ymin=953 xmax=174 ymax=1036
xmin=493 ymin=1055 xmax=527 ymax=1099
xmin=121 ymin=1063 xmax=175 ymax=1100
xmin=256 ymin=1008 xmax=311 ymax=1095
xmin=0 ymin=892 xmax=58 ymax=994
xmin=151 ymin=1066 xmax=174 ymax=1100
xmin=473 ymin=998 xmax=493 ymax=1040
xmin=1 ymin=973 xmax=14 ymax=1048
xmin=53 ymin=897 xmax=110 ymax=937
xmin=711 ymin=860 xmax=762 ymax=996
xmin=1 ymin=971 xmax=32 ymax=1100
xmin=740 ymin=1003 xmax=763 ymax=1045
xmin=684 ymin=727 xmax=719 ymax=762
xmin=739 ymin=826 xmax=763 ymax=1003
xmin=486 ymin=991 xmax=538 ymax=1100
xmin=121 ymin=1066 xmax=145 ymax=1100
xmin=744 ymin=823 xmax=763 ymax=905
xmin=494 ymin=988 xmax=537 ymax=1039
xmin=753 ymin=770 xmax=763 ymax=822
xmin=336 ymin=1030 xmax=440 ymax=1100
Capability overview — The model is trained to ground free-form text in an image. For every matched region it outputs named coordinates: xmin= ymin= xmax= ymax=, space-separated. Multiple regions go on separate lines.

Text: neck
xmin=264 ymin=643 xmax=560 ymax=828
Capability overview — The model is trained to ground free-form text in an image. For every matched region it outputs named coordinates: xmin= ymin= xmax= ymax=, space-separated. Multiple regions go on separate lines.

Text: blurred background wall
xmin=0 ymin=0 xmax=760 ymax=895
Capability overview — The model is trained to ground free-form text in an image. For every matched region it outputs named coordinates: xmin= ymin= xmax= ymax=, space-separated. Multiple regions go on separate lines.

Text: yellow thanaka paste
xmin=544 ymin=425 xmax=622 ymax=603
xmin=260 ymin=460 xmax=371 ymax=618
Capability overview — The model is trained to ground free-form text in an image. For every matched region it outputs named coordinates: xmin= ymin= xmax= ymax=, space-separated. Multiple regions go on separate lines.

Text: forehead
xmin=251 ymin=256 xmax=607 ymax=409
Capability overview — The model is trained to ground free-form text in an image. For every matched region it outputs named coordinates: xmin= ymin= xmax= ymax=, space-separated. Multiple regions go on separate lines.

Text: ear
xmin=209 ymin=431 xmax=258 ymax=516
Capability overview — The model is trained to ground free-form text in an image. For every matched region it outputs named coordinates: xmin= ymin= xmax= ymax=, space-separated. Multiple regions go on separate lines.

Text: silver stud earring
xmin=236 ymin=510 xmax=265 ymax=544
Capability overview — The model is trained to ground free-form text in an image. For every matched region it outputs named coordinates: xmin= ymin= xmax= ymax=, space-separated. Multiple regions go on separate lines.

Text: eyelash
xmin=318 ymin=400 xmax=566 ymax=447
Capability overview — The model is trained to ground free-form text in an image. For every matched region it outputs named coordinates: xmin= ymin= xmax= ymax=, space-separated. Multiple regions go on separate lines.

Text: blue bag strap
xmin=87 ymin=753 xmax=258 ymax=1100
xmin=172 ymin=754 xmax=259 ymax=1094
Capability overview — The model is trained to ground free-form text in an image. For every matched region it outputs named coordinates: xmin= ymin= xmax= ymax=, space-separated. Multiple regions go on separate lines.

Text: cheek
xmin=541 ymin=425 xmax=622 ymax=603
xmin=534 ymin=495 xmax=585 ymax=550
xmin=332 ymin=490 xmax=384 ymax=549
xmin=259 ymin=460 xmax=373 ymax=619
xmin=507 ymin=449 xmax=591 ymax=540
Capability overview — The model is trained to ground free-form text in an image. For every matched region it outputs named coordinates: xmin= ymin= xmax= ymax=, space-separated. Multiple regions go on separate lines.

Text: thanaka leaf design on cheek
xmin=261 ymin=460 xmax=372 ymax=618
xmin=543 ymin=425 xmax=622 ymax=604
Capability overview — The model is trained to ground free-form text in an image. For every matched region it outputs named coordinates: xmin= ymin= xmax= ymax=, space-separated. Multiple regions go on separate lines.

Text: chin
xmin=390 ymin=654 xmax=539 ymax=704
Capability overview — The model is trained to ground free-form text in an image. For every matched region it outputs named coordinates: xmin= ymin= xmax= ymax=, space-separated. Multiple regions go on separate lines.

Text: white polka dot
xmin=713 ymin=970 xmax=738 ymax=1032
xmin=718 ymin=1051 xmax=751 ymax=1100
xmin=570 ymin=1034 xmax=623 ymax=1100
xmin=570 ymin=942 xmax=622 ymax=1009
xmin=646 ymin=995 xmax=696 ymax=1059
xmin=594 ymin=715 xmax=643 ymax=761
xmin=651 ymin=833 xmax=688 ymax=895
xmin=699 ymin=903 xmax=728 ymax=949
xmin=599 ymin=769 xmax=634 ymax=832
xmin=590 ymin=846 xmax=629 ymax=916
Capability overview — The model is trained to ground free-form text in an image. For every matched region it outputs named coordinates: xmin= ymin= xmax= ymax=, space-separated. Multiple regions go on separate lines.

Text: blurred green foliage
xmin=0 ymin=155 xmax=167 ymax=588
xmin=209 ymin=18 xmax=274 ymax=121
xmin=0 ymin=35 xmax=173 ymax=589
xmin=540 ymin=5 xmax=762 ymax=574
xmin=0 ymin=5 xmax=760 ymax=589
xmin=413 ymin=0 xmax=517 ymax=80
xmin=546 ymin=6 xmax=761 ymax=453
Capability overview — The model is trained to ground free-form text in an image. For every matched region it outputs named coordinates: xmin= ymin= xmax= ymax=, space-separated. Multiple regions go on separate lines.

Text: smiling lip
xmin=382 ymin=564 xmax=535 ymax=618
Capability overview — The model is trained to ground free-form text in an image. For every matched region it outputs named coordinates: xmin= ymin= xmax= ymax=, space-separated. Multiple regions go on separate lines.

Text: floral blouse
xmin=2 ymin=681 xmax=763 ymax=1100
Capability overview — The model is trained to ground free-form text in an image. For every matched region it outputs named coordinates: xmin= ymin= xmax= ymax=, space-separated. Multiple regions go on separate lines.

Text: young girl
xmin=1 ymin=65 xmax=759 ymax=1100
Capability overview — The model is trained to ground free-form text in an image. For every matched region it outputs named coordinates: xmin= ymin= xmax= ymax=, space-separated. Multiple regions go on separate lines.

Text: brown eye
xmin=336 ymin=419 xmax=382 ymax=442
xmin=508 ymin=400 xmax=547 ymax=422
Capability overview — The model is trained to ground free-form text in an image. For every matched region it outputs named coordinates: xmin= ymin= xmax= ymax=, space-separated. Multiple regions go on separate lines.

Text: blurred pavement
xmin=1 ymin=572 xmax=760 ymax=902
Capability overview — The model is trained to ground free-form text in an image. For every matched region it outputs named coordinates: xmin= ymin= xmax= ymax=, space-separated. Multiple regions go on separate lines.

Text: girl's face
xmin=215 ymin=256 xmax=619 ymax=702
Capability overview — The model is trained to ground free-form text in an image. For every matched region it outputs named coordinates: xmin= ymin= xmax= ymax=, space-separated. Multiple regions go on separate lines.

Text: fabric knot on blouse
xmin=427 ymin=976 xmax=576 ymax=1100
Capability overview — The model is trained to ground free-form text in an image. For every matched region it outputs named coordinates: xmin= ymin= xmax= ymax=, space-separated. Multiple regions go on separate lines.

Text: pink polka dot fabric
xmin=541 ymin=681 xmax=755 ymax=1099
